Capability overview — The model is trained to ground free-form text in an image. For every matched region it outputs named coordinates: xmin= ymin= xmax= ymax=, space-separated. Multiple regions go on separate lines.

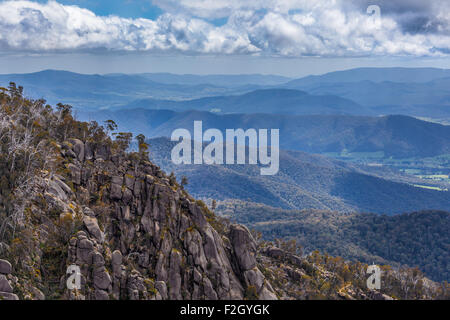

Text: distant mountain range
xmin=282 ymin=68 xmax=450 ymax=118
xmin=147 ymin=137 xmax=450 ymax=215
xmin=285 ymin=67 xmax=450 ymax=86
xmin=115 ymin=89 xmax=370 ymax=116
xmin=2 ymin=67 xmax=450 ymax=119
xmin=134 ymin=73 xmax=291 ymax=87
xmin=78 ymin=109 xmax=450 ymax=158
xmin=0 ymin=70 xmax=268 ymax=109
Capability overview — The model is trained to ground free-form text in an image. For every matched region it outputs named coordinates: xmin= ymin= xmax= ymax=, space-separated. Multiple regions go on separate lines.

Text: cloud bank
xmin=0 ymin=0 xmax=449 ymax=57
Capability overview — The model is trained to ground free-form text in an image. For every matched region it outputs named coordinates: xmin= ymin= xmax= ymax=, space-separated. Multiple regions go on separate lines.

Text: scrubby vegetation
xmin=0 ymin=83 xmax=142 ymax=252
xmin=0 ymin=83 xmax=150 ymax=299
xmin=257 ymin=239 xmax=450 ymax=300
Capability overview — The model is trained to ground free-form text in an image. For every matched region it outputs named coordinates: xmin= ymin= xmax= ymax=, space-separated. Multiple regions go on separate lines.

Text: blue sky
xmin=33 ymin=0 xmax=228 ymax=25
xmin=33 ymin=0 xmax=163 ymax=20
xmin=0 ymin=0 xmax=450 ymax=76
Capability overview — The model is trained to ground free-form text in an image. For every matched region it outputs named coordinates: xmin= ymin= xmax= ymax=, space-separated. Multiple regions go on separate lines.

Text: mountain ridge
xmin=77 ymin=109 xmax=450 ymax=159
xmin=285 ymin=67 xmax=450 ymax=86
xmin=147 ymin=137 xmax=450 ymax=215
xmin=3 ymin=67 xmax=450 ymax=119
xmin=115 ymin=88 xmax=370 ymax=116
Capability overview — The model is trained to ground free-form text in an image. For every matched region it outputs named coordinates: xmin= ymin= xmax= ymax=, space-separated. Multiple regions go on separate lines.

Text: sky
xmin=0 ymin=0 xmax=450 ymax=76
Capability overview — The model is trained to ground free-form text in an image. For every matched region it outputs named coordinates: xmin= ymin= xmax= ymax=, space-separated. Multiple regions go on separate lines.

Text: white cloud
xmin=0 ymin=0 xmax=258 ymax=54
xmin=0 ymin=0 xmax=449 ymax=57
xmin=152 ymin=0 xmax=328 ymax=19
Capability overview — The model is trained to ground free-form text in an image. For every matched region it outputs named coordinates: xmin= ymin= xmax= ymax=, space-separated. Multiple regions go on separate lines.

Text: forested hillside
xmin=216 ymin=200 xmax=450 ymax=282
xmin=148 ymin=137 xmax=450 ymax=215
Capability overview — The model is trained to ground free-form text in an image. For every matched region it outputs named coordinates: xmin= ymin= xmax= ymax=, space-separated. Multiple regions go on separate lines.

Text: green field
xmin=323 ymin=152 xmax=450 ymax=189
xmin=413 ymin=184 xmax=448 ymax=192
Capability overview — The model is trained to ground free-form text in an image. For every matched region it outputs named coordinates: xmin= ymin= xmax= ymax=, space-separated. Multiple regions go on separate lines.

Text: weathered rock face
xmin=69 ymin=139 xmax=85 ymax=162
xmin=0 ymin=259 xmax=12 ymax=275
xmin=229 ymin=225 xmax=277 ymax=300
xmin=0 ymin=259 xmax=18 ymax=300
xmin=2 ymin=136 xmax=412 ymax=301
xmin=83 ymin=216 xmax=104 ymax=243
xmin=33 ymin=140 xmax=277 ymax=300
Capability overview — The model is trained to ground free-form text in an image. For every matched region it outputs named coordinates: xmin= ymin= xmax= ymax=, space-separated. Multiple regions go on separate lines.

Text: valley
xmin=147 ymin=137 xmax=450 ymax=215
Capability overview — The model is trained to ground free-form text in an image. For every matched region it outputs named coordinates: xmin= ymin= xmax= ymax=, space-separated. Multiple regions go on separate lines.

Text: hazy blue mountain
xmin=115 ymin=89 xmax=370 ymax=115
xmin=78 ymin=109 xmax=450 ymax=158
xmin=285 ymin=67 xmax=450 ymax=86
xmin=283 ymin=68 xmax=450 ymax=118
xmin=147 ymin=137 xmax=450 ymax=215
xmin=288 ymin=79 xmax=450 ymax=109
xmin=0 ymin=70 xmax=264 ymax=109
xmin=131 ymin=73 xmax=291 ymax=87
xmin=3 ymin=68 xmax=450 ymax=119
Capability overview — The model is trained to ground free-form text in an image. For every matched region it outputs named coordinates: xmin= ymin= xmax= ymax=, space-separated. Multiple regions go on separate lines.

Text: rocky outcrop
xmin=368 ymin=290 xmax=395 ymax=300
xmin=0 ymin=259 xmax=11 ymax=275
xmin=1 ymin=136 xmax=406 ymax=301
xmin=0 ymin=259 xmax=18 ymax=300
xmin=83 ymin=215 xmax=104 ymax=243
xmin=230 ymin=225 xmax=277 ymax=300
xmin=46 ymin=140 xmax=276 ymax=300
